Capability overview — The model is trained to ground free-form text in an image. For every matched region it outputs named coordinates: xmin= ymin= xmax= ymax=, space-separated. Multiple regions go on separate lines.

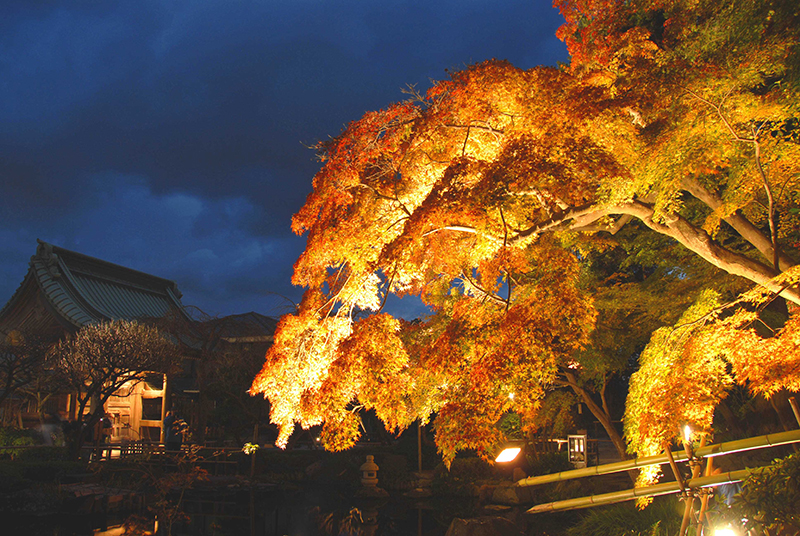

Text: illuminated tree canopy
xmin=252 ymin=0 xmax=800 ymax=465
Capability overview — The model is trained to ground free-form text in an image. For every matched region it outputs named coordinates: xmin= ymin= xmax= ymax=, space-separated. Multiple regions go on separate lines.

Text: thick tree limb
xmin=420 ymin=197 xmax=799 ymax=304
xmin=680 ymin=177 xmax=794 ymax=271
xmin=513 ymin=200 xmax=800 ymax=305
xmin=616 ymin=200 xmax=799 ymax=304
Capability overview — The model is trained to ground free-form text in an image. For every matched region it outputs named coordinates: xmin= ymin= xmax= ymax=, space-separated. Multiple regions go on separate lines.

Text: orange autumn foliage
xmin=253 ymin=0 xmax=800 ymax=465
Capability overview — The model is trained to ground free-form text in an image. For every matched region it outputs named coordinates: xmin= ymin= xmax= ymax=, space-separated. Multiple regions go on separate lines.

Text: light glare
xmin=683 ymin=425 xmax=692 ymax=443
xmin=714 ymin=528 xmax=737 ymax=536
xmin=495 ymin=447 xmax=521 ymax=463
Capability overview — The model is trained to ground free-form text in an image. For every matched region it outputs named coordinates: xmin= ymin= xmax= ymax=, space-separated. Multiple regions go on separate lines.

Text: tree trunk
xmin=250 ymin=422 xmax=259 ymax=478
xmin=562 ymin=372 xmax=629 ymax=462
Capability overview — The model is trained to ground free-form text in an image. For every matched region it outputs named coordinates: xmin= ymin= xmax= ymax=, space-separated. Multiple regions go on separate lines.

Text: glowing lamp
xmin=683 ymin=425 xmax=692 ymax=444
xmin=714 ymin=527 xmax=737 ymax=536
xmin=495 ymin=447 xmax=521 ymax=463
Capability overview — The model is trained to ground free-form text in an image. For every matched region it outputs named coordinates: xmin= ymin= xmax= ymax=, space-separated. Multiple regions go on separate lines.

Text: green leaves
xmin=721 ymin=453 xmax=800 ymax=534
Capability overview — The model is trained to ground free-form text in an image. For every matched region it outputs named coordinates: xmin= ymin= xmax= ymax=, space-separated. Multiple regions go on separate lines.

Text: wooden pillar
xmin=160 ymin=374 xmax=169 ymax=443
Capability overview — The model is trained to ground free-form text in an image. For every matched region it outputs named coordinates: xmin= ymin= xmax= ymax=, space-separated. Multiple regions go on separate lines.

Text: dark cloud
xmin=0 ymin=0 xmax=567 ymax=317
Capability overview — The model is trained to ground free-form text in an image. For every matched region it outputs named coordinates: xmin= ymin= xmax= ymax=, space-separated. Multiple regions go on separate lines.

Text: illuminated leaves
xmin=254 ymin=0 xmax=800 ymax=462
xmin=694 ymin=267 xmax=800 ymax=397
xmin=624 ymin=291 xmax=733 ymax=458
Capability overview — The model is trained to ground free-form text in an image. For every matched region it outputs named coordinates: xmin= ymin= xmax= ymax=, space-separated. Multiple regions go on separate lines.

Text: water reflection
xmin=7 ymin=484 xmax=449 ymax=535
xmin=171 ymin=488 xmax=446 ymax=536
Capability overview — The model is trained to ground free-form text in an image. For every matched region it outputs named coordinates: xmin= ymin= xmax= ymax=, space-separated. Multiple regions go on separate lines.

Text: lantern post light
xmin=568 ymin=432 xmax=588 ymax=469
xmin=360 ymin=455 xmax=379 ymax=487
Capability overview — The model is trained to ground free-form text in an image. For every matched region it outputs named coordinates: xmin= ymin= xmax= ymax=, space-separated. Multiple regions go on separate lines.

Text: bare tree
xmin=51 ymin=320 xmax=179 ymax=457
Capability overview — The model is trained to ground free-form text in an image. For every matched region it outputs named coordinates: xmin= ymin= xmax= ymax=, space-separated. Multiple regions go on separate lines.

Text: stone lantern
xmin=360 ymin=455 xmax=379 ymax=488
xmin=356 ymin=455 xmax=388 ymax=498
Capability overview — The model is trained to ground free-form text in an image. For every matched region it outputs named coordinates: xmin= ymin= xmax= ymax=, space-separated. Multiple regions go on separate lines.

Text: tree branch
xmin=423 ymin=225 xmax=479 ymax=237
xmin=681 ymin=176 xmax=794 ymax=271
xmin=512 ymin=199 xmax=799 ymax=304
xmin=459 ymin=271 xmax=509 ymax=307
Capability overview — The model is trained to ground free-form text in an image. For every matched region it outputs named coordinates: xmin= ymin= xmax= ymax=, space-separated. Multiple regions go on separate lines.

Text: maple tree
xmin=562 ymin=0 xmax=800 ymax=460
xmin=252 ymin=0 xmax=800 ymax=464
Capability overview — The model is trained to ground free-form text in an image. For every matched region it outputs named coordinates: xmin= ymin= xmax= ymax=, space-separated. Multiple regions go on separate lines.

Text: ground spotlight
xmin=495 ymin=446 xmax=522 ymax=463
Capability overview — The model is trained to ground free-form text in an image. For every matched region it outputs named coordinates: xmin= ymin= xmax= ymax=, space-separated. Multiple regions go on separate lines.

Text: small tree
xmin=52 ymin=320 xmax=179 ymax=457
xmin=0 ymin=331 xmax=52 ymax=424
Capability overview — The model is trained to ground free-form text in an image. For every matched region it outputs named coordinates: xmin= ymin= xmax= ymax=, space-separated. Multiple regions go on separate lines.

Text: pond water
xmin=169 ymin=487 xmax=448 ymax=536
xmin=7 ymin=486 xmax=451 ymax=536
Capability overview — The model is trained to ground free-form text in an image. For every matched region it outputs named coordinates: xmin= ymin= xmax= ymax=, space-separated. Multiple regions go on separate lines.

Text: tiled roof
xmin=0 ymin=240 xmax=189 ymax=331
xmin=215 ymin=312 xmax=277 ymax=338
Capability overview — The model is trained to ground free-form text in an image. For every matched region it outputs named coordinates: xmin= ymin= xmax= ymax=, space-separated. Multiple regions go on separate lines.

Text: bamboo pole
xmin=789 ymin=397 xmax=800 ymax=427
xmin=679 ymin=434 xmax=706 ymax=536
xmin=526 ymin=469 xmax=751 ymax=514
xmin=664 ymin=442 xmax=686 ymax=494
xmin=515 ymin=429 xmax=800 ymax=488
xmin=697 ymin=454 xmax=715 ymax=534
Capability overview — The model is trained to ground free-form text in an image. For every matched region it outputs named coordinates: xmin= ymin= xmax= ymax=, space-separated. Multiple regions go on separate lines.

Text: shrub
xmin=21 ymin=460 xmax=86 ymax=482
xmin=527 ymin=450 xmax=572 ymax=476
xmin=565 ymin=497 xmax=682 ymax=536
xmin=433 ymin=457 xmax=494 ymax=496
xmin=715 ymin=453 xmax=800 ymax=535
xmin=0 ymin=427 xmax=40 ymax=459
xmin=15 ymin=446 xmax=70 ymax=462
xmin=0 ymin=462 xmax=26 ymax=493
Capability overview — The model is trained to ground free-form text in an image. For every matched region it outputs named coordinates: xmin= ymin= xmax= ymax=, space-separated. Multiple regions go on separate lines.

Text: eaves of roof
xmin=2 ymin=240 xmax=191 ymax=330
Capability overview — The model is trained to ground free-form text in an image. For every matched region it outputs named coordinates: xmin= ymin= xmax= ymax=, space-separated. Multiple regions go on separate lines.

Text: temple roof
xmin=0 ymin=240 xmax=190 ymax=333
xmin=216 ymin=312 xmax=277 ymax=341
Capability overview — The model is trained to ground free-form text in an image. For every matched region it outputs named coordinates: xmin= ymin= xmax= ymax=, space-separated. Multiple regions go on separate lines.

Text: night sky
xmin=0 ymin=1 xmax=568 ymax=319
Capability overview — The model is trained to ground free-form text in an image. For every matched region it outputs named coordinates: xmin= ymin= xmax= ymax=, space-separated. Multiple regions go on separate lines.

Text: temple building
xmin=0 ymin=240 xmax=193 ymax=442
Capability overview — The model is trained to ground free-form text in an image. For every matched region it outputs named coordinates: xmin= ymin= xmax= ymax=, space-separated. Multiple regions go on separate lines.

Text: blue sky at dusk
xmin=0 ymin=1 xmax=568 ymax=318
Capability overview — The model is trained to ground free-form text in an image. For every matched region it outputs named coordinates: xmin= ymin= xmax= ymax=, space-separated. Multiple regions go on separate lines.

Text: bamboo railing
xmin=516 ymin=428 xmax=800 ymax=488
xmin=517 ymin=428 xmax=800 ymax=516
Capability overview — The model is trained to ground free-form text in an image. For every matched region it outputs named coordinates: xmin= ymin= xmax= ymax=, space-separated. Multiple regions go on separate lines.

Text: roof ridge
xmin=36 ymin=240 xmax=182 ymax=298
